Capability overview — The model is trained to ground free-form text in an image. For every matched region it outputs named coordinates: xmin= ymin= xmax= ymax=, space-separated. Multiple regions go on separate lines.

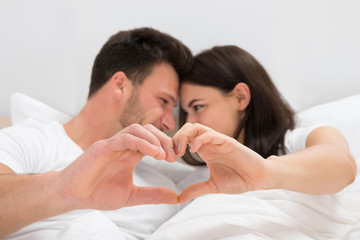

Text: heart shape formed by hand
xmin=172 ymin=123 xmax=268 ymax=203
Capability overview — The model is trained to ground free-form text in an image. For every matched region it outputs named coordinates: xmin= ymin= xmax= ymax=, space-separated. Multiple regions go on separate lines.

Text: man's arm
xmin=0 ymin=167 xmax=70 ymax=237
xmin=0 ymin=124 xmax=178 ymax=238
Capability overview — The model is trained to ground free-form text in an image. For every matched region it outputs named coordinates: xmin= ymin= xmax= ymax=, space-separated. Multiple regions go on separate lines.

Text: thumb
xmin=178 ymin=181 xmax=215 ymax=203
xmin=125 ymin=186 xmax=179 ymax=206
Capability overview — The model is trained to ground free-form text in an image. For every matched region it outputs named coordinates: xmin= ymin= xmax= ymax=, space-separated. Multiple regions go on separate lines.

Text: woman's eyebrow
xmin=188 ymin=99 xmax=202 ymax=108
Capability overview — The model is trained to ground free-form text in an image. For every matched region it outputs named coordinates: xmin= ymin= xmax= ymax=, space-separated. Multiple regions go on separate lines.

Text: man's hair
xmin=88 ymin=27 xmax=193 ymax=98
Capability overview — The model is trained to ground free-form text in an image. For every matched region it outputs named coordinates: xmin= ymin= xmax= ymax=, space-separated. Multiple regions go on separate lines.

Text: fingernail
xmin=159 ymin=146 xmax=165 ymax=154
xmin=176 ymin=142 xmax=182 ymax=156
xmin=164 ymin=148 xmax=176 ymax=162
xmin=170 ymin=147 xmax=176 ymax=155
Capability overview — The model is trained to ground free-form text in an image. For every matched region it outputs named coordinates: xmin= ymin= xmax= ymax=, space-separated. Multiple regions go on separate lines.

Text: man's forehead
xmin=139 ymin=78 xmax=178 ymax=100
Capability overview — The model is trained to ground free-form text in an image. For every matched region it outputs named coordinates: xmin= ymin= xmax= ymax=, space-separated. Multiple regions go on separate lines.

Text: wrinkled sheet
xmin=56 ymin=211 xmax=125 ymax=240
xmin=147 ymin=190 xmax=360 ymax=240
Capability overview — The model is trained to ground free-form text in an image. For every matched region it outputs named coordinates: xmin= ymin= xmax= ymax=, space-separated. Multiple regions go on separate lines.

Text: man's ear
xmin=232 ymin=83 xmax=251 ymax=111
xmin=110 ymin=72 xmax=130 ymax=99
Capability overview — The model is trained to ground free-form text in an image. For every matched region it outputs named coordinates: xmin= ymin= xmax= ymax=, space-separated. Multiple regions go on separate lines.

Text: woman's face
xmin=180 ymin=82 xmax=244 ymax=138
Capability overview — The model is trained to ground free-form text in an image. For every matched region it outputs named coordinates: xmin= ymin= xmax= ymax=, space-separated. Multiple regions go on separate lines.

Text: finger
xmin=172 ymin=123 xmax=192 ymax=156
xmin=175 ymin=134 xmax=190 ymax=157
xmin=143 ymin=124 xmax=177 ymax=162
xmin=189 ymin=131 xmax=227 ymax=153
xmin=173 ymin=123 xmax=206 ymax=156
xmin=121 ymin=124 xmax=162 ymax=147
xmin=126 ymin=186 xmax=179 ymax=206
xmin=108 ymin=133 xmax=166 ymax=160
xmin=178 ymin=181 xmax=216 ymax=203
xmin=173 ymin=123 xmax=213 ymax=156
xmin=172 ymin=122 xmax=193 ymax=139
xmin=107 ymin=124 xmax=167 ymax=159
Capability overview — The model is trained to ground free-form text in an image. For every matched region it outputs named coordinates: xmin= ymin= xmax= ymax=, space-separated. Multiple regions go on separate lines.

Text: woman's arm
xmin=174 ymin=123 xmax=356 ymax=203
xmin=265 ymin=126 xmax=356 ymax=194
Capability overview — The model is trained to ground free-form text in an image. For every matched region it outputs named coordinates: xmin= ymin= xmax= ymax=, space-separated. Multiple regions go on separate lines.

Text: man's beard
xmin=119 ymin=89 xmax=145 ymax=128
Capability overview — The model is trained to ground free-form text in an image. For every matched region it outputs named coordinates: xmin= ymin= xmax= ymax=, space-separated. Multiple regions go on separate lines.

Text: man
xmin=0 ymin=27 xmax=193 ymax=239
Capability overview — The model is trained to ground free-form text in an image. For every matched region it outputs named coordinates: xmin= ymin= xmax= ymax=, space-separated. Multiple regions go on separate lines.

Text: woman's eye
xmin=193 ymin=105 xmax=203 ymax=111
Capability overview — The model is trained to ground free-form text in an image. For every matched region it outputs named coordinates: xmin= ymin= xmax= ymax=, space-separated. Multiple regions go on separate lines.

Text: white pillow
xmin=10 ymin=92 xmax=71 ymax=125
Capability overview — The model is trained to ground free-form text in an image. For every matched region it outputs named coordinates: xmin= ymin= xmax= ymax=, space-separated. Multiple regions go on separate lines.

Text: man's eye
xmin=160 ymin=98 xmax=168 ymax=104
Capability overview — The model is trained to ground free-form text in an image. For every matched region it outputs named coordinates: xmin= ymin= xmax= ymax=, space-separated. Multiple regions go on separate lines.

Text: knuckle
xmin=129 ymin=123 xmax=141 ymax=129
xmin=93 ymin=139 xmax=107 ymax=149
xmin=143 ymin=123 xmax=154 ymax=129
xmin=89 ymin=140 xmax=108 ymax=157
xmin=184 ymin=122 xmax=193 ymax=127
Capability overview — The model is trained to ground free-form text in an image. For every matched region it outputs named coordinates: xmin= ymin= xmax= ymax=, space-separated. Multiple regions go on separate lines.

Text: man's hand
xmin=57 ymin=123 xmax=179 ymax=211
xmin=0 ymin=123 xmax=179 ymax=238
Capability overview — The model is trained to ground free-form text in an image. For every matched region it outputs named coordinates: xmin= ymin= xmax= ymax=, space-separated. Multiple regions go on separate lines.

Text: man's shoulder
xmin=0 ymin=118 xmax=79 ymax=173
xmin=0 ymin=118 xmax=64 ymax=145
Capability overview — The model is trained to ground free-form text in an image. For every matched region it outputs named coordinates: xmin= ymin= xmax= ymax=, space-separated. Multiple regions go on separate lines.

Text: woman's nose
xmin=186 ymin=114 xmax=196 ymax=124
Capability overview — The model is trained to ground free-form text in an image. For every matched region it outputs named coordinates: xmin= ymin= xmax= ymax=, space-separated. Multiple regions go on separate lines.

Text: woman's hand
xmin=173 ymin=123 xmax=270 ymax=203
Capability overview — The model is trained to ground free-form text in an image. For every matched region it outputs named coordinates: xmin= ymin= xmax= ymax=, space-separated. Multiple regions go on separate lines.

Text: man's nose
xmin=161 ymin=110 xmax=176 ymax=131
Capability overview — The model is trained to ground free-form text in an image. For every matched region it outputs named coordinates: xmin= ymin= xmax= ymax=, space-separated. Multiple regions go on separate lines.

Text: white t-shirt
xmin=0 ymin=119 xmax=181 ymax=240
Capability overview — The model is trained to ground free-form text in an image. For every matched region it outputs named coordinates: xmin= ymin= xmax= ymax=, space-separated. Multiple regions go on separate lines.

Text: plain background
xmin=0 ymin=0 xmax=359 ymax=117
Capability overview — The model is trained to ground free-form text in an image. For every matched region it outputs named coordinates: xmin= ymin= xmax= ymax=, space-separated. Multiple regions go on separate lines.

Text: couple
xmin=0 ymin=27 xmax=356 ymax=239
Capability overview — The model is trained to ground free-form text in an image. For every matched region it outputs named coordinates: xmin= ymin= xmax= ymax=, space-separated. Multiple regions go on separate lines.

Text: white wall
xmin=0 ymin=0 xmax=359 ymax=117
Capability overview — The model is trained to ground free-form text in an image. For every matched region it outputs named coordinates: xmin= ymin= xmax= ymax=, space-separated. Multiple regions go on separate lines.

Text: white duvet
xmin=148 ymin=190 xmax=360 ymax=240
xmin=56 ymin=189 xmax=360 ymax=240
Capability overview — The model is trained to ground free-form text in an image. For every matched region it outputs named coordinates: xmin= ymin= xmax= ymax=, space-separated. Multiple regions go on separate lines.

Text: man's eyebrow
xmin=169 ymin=95 xmax=176 ymax=105
xmin=163 ymin=93 xmax=177 ymax=106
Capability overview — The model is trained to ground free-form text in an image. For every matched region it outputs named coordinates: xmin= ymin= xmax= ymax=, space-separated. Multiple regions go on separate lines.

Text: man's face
xmin=120 ymin=62 xmax=179 ymax=131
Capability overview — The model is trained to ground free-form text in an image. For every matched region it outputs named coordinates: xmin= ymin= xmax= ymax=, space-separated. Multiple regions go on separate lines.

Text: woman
xmin=173 ymin=45 xmax=356 ymax=203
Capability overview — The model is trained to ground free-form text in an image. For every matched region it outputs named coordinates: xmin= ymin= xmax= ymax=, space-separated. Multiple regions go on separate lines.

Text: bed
xmin=149 ymin=94 xmax=360 ymax=240
xmin=2 ymin=92 xmax=360 ymax=240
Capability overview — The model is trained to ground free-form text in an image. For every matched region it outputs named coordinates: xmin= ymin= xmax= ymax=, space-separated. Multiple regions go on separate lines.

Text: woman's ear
xmin=232 ymin=83 xmax=251 ymax=111
xmin=110 ymin=71 xmax=129 ymax=99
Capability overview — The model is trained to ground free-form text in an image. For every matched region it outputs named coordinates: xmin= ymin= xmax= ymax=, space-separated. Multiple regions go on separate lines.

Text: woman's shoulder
xmin=283 ymin=125 xmax=329 ymax=154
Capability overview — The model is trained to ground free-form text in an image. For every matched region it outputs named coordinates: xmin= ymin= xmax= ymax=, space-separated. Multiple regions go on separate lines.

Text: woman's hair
xmin=179 ymin=45 xmax=295 ymax=165
xmin=88 ymin=27 xmax=193 ymax=98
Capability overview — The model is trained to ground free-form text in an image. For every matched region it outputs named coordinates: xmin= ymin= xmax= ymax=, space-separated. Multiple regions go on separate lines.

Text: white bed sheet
xmin=148 ymin=190 xmax=360 ymax=240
